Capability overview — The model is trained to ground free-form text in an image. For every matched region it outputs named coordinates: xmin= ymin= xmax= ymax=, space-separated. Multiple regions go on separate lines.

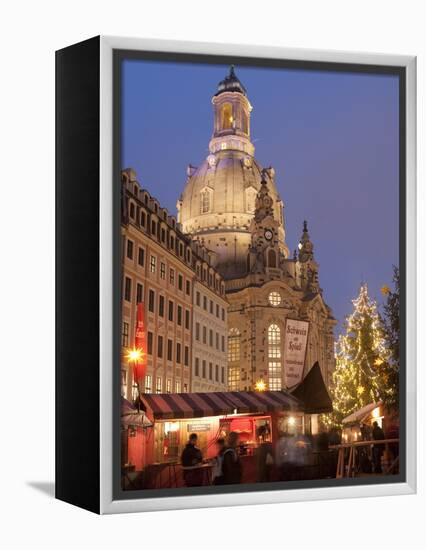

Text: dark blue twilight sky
xmin=122 ymin=60 xmax=399 ymax=334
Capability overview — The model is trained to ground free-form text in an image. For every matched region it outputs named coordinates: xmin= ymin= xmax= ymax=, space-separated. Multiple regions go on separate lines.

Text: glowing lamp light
xmin=127 ymin=348 xmax=142 ymax=362
xmin=288 ymin=416 xmax=296 ymax=427
xmin=372 ymin=407 xmax=381 ymax=419
xmin=255 ymin=379 xmax=266 ymax=392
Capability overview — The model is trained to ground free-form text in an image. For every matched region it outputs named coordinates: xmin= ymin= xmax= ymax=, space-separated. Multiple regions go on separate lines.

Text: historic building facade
xmin=121 ymin=169 xmax=227 ymax=400
xmin=178 ymin=67 xmax=336 ymax=392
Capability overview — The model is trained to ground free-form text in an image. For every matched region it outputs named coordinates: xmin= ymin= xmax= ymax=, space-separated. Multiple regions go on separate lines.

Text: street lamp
xmin=126 ymin=348 xmax=144 ymax=409
xmin=255 ymin=379 xmax=267 ymax=392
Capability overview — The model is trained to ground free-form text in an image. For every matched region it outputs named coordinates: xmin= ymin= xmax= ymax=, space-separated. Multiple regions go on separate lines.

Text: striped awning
xmin=139 ymin=390 xmax=302 ymax=421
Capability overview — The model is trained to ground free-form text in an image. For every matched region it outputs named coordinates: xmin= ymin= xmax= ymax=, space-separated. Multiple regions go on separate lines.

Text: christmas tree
xmin=379 ymin=266 xmax=400 ymax=409
xmin=327 ymin=284 xmax=390 ymax=427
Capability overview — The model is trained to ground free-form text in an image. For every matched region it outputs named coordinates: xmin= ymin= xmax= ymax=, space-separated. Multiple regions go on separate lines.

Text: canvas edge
xmin=99 ymin=36 xmax=417 ymax=514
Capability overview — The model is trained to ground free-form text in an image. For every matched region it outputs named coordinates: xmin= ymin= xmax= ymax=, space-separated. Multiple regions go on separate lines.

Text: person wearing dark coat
xmin=256 ymin=425 xmax=274 ymax=483
xmin=181 ymin=433 xmax=203 ymax=486
xmin=222 ymin=432 xmax=242 ymax=485
xmin=372 ymin=421 xmax=385 ymax=473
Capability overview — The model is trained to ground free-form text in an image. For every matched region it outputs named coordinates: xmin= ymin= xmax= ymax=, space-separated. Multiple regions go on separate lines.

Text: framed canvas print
xmin=55 ymin=36 xmax=416 ymax=514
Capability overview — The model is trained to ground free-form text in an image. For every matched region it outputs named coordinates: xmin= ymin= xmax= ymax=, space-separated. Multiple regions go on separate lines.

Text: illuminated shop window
xmin=268 ymin=324 xmax=282 ymax=390
xmin=268 ymin=291 xmax=281 ymax=307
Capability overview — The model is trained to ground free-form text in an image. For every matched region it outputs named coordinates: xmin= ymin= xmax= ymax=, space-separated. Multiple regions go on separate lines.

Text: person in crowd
xmin=276 ymin=429 xmax=311 ymax=481
xmin=256 ymin=425 xmax=274 ymax=483
xmin=385 ymin=423 xmax=399 ymax=466
xmin=181 ymin=433 xmax=203 ymax=486
xmin=372 ymin=421 xmax=385 ymax=473
xmin=211 ymin=438 xmax=226 ymax=485
xmin=360 ymin=423 xmax=372 ymax=441
xmin=328 ymin=427 xmax=341 ymax=446
xmin=275 ymin=431 xmax=298 ymax=481
xmin=316 ymin=430 xmax=329 ymax=452
xmin=222 ymin=432 xmax=242 ymax=484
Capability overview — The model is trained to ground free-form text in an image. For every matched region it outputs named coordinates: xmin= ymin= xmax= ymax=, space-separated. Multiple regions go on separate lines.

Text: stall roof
xmin=342 ymin=401 xmax=382 ymax=425
xmin=139 ymin=389 xmax=302 ymax=421
xmin=121 ymin=396 xmax=153 ymax=428
xmin=291 ymin=362 xmax=333 ymax=414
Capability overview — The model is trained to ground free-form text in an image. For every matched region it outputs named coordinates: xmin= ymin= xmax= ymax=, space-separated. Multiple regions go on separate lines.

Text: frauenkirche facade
xmin=178 ymin=66 xmax=336 ymax=392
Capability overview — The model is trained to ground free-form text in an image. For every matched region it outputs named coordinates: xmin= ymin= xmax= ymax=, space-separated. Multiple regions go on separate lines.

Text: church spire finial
xmin=298 ymin=219 xmax=314 ymax=263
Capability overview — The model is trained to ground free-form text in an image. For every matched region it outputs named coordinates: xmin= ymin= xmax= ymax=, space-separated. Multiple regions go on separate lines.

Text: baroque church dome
xmin=177 ymin=66 xmax=289 ymax=279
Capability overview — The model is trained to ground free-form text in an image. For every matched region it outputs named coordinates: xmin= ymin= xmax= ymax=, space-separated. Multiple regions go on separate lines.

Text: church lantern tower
xmin=177 ymin=66 xmax=289 ymax=280
xmin=208 ymin=65 xmax=255 ymax=157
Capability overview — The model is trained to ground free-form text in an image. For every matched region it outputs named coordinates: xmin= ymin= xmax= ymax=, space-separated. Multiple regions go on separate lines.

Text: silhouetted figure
xmin=181 ymin=433 xmax=203 ymax=486
xmin=256 ymin=425 xmax=274 ymax=482
xmin=222 ymin=432 xmax=242 ymax=484
xmin=211 ymin=438 xmax=226 ymax=485
xmin=316 ymin=431 xmax=329 ymax=452
xmin=372 ymin=421 xmax=385 ymax=474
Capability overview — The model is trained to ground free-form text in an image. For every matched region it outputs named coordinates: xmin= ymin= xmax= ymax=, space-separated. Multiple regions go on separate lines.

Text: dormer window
xmin=200 ymin=188 xmax=212 ymax=214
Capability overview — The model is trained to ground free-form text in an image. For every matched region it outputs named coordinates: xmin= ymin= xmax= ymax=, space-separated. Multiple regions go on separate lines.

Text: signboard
xmin=133 ymin=303 xmax=147 ymax=383
xmin=187 ymin=423 xmax=211 ymax=433
xmin=283 ymin=319 xmax=309 ymax=388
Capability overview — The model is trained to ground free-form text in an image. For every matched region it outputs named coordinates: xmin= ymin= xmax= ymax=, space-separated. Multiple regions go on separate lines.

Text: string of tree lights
xmin=325 ymin=273 xmax=400 ymax=428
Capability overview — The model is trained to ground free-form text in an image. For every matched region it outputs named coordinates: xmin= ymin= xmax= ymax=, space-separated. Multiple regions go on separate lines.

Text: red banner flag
xmin=133 ymin=303 xmax=147 ymax=384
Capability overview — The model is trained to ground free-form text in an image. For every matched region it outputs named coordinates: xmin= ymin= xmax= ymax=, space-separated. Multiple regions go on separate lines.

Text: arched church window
xmin=268 ymin=324 xmax=282 ymax=390
xmin=221 ymin=103 xmax=233 ymax=130
xmin=268 ymin=291 xmax=281 ymax=307
xmin=268 ymin=249 xmax=277 ymax=268
xmin=228 ymin=328 xmax=240 ymax=362
xmin=200 ymin=189 xmax=211 ymax=214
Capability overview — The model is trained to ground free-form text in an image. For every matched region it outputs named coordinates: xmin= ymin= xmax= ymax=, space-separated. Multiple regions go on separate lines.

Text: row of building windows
xmin=124 ymin=282 xmax=191 ymax=329
xmin=122 ymin=322 xmax=190 ymax=365
xmin=127 ymin=197 xmax=192 ymax=266
xmin=195 ymin=264 xmax=224 ymax=294
xmin=195 ymin=291 xmax=226 ymax=320
xmin=227 ymin=324 xmax=283 ymax=390
xmin=126 ymin=240 xmax=192 ymax=295
xmin=124 ymin=181 xmax=226 ymax=297
xmin=143 ymin=374 xmax=188 ymax=394
xmin=121 ymin=370 xmax=189 ymax=398
xmin=195 ymin=323 xmax=225 ymax=352
xmin=194 ymin=357 xmax=225 ymax=384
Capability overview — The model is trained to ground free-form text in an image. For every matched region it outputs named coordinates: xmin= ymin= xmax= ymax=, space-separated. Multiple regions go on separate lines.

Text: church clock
xmin=264 ymin=229 xmax=273 ymax=241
